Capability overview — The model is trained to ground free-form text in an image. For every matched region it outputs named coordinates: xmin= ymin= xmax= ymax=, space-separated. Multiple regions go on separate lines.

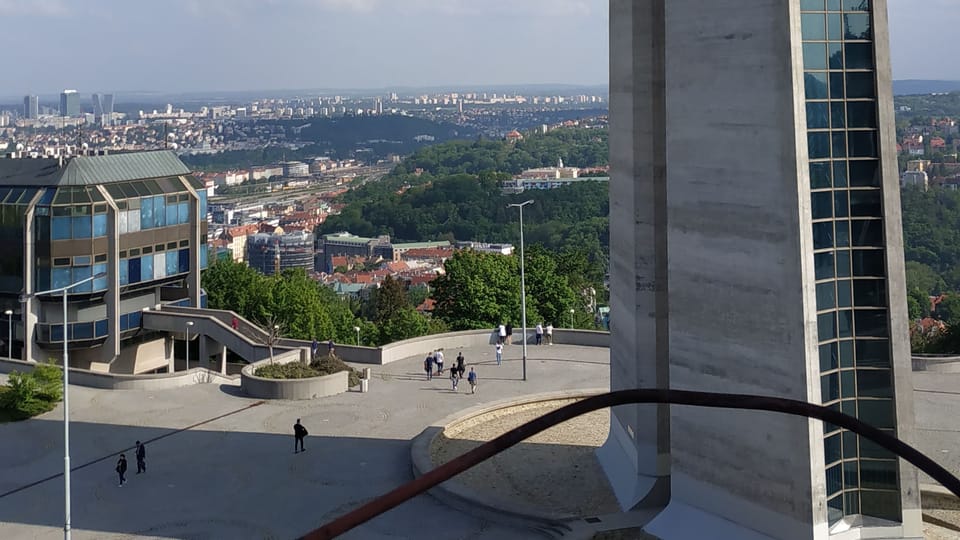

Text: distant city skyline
xmin=0 ymin=0 xmax=950 ymax=95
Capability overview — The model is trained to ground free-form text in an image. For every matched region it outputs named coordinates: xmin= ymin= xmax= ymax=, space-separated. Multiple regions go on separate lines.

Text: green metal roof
xmin=392 ymin=240 xmax=452 ymax=250
xmin=0 ymin=151 xmax=191 ymax=187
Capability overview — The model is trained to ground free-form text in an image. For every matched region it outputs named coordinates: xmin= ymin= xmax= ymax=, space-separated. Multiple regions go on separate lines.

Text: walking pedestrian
xmin=294 ymin=418 xmax=308 ymax=453
xmin=450 ymin=367 xmax=459 ymax=392
xmin=424 ymin=353 xmax=434 ymax=380
xmin=135 ymin=441 xmax=146 ymax=474
xmin=546 ymin=323 xmax=554 ymax=345
xmin=116 ymin=454 xmax=127 ymax=486
xmin=327 ymin=339 xmax=336 ymax=355
xmin=495 ymin=342 xmax=503 ymax=366
xmin=467 ymin=367 xmax=478 ymax=394
xmin=505 ymin=323 xmax=513 ymax=345
xmin=498 ymin=324 xmax=506 ymax=345
xmin=231 ymin=316 xmax=239 ymax=330
xmin=456 ymin=351 xmax=466 ymax=379
xmin=535 ymin=322 xmax=544 ymax=345
xmin=311 ymin=338 xmax=319 ymax=360
xmin=435 ymin=348 xmax=444 ymax=375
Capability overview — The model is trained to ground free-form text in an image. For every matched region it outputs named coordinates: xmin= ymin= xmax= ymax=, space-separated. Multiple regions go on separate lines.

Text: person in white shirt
xmin=545 ymin=323 xmax=554 ymax=345
xmin=498 ymin=324 xmax=506 ymax=345
xmin=435 ymin=349 xmax=444 ymax=375
xmin=535 ymin=323 xmax=544 ymax=345
xmin=495 ymin=342 xmax=503 ymax=366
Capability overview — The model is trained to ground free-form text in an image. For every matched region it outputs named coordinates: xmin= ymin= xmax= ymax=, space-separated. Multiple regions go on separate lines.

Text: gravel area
xmin=430 ymin=399 xmax=620 ymax=517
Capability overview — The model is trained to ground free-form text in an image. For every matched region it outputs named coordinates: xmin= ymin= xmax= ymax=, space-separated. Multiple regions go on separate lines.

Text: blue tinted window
xmin=92 ymin=264 xmax=108 ymax=291
xmin=815 ymin=252 xmax=835 ymax=280
xmin=72 ymin=322 xmax=93 ymax=340
xmin=807 ymin=102 xmax=829 ymax=129
xmin=129 ymin=311 xmax=141 ymax=328
xmin=52 ymin=267 xmax=71 ymax=289
xmin=805 ymin=73 xmax=829 ymax=100
xmin=166 ymin=203 xmax=178 ymax=227
xmin=809 ymin=133 xmax=831 ymax=159
xmin=72 ymin=266 xmax=92 ymax=292
xmin=179 ymin=202 xmax=190 ymax=224
xmin=140 ymin=198 xmax=153 ymax=230
xmin=72 ymin=216 xmax=92 ymax=239
xmin=52 ymin=216 xmax=71 ymax=240
xmin=154 ymin=196 xmax=166 ymax=228
xmin=119 ymin=258 xmax=129 ymax=285
xmin=200 ymin=246 xmax=208 ymax=269
xmin=128 ymin=257 xmax=141 ymax=284
xmin=802 ymin=14 xmax=826 ymax=40
xmin=142 ymin=255 xmax=154 ymax=280
xmin=166 ymin=251 xmax=179 ymax=275
xmin=814 ymin=222 xmax=834 ymax=249
xmin=812 ymin=192 xmax=833 ymax=219
xmin=179 ymin=248 xmax=190 ymax=273
xmin=95 ymin=319 xmax=108 ymax=338
xmin=804 ymin=43 xmax=827 ymax=70
xmin=811 ymin=162 xmax=832 ymax=189
xmin=93 ymin=214 xmax=108 ymax=237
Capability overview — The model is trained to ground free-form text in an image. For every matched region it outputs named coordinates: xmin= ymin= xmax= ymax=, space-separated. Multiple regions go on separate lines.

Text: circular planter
xmin=240 ymin=365 xmax=349 ymax=400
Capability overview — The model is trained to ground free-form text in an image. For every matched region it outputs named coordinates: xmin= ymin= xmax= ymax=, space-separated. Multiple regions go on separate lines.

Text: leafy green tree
xmin=432 ymin=250 xmax=530 ymax=330
xmin=202 ymin=259 xmax=273 ymax=320
xmin=523 ymin=245 xmax=577 ymax=327
xmin=371 ymin=275 xmax=410 ymax=324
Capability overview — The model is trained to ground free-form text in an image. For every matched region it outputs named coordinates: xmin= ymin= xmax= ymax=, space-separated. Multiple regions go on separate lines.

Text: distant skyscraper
xmin=375 ymin=98 xmax=383 ymax=115
xmin=92 ymin=93 xmax=115 ymax=125
xmin=603 ymin=1 xmax=919 ymax=538
xmin=23 ymin=95 xmax=38 ymax=119
xmin=59 ymin=90 xmax=79 ymax=117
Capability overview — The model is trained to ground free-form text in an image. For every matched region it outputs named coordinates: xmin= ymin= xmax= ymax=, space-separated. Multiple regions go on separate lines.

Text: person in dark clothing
xmin=116 ymin=454 xmax=127 ymax=486
xmin=456 ymin=352 xmax=466 ymax=379
xmin=135 ymin=441 xmax=146 ymax=474
xmin=505 ymin=323 xmax=513 ymax=345
xmin=294 ymin=418 xmax=308 ymax=453
xmin=311 ymin=339 xmax=319 ymax=360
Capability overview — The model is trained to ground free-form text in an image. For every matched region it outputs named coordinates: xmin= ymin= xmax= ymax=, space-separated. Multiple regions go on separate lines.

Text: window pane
xmin=831 ymin=101 xmax=846 ymax=129
xmin=804 ymin=43 xmax=828 ymax=70
xmin=844 ymin=13 xmax=872 ymax=39
xmin=860 ymin=433 xmax=895 ymax=459
xmin=819 ymin=312 xmax=837 ymax=341
xmin=807 ymin=102 xmax=830 ymax=129
xmin=850 ymin=190 xmax=882 ymax=217
xmin=849 ymin=131 xmax=878 ymax=158
xmin=827 ymin=13 xmax=843 ymax=40
xmin=847 ymin=72 xmax=876 ymax=98
xmin=848 ymin=101 xmax=877 ymax=128
xmin=851 ymin=220 xmax=883 ymax=247
xmin=835 ymin=220 xmax=850 ymax=247
xmin=825 ymin=433 xmax=841 ymax=464
xmin=854 ymin=309 xmax=888 ymax=337
xmin=802 ymin=13 xmax=826 ymax=40
xmin=844 ymin=43 xmax=874 ymax=69
xmin=859 ymin=399 xmax=894 ymax=429
xmin=811 ymin=162 xmax=832 ymax=189
xmin=834 ymin=191 xmax=849 ymax=218
xmin=854 ymin=279 xmax=886 ymax=307
xmin=839 ymin=340 xmax=855 ymax=368
xmin=809 ymin=132 xmax=831 ymax=159
xmin=826 ymin=464 xmax=842 ymax=495
xmin=814 ymin=222 xmax=834 ymax=249
xmin=856 ymin=339 xmax=890 ymax=368
xmin=843 ymin=0 xmax=870 ymax=12
xmin=834 ymin=161 xmax=848 ymax=187
xmin=830 ymin=73 xmax=845 ymax=100
xmin=843 ymin=460 xmax=859 ymax=489
xmin=838 ymin=280 xmax=852 ymax=307
xmin=838 ymin=310 xmax=853 ymax=338
xmin=849 ymin=160 xmax=880 ymax=187
xmin=52 ymin=216 xmax=71 ymax=240
xmin=820 ymin=342 xmax=839 ymax=371
xmin=805 ymin=73 xmax=829 ymax=100
xmin=822 ymin=372 xmax=840 ymax=402
xmin=857 ymin=369 xmax=892 ymax=398
xmin=860 ymin=461 xmax=900 ymax=491
xmin=72 ymin=216 xmax=91 ymax=239
xmin=801 ymin=0 xmax=824 ymax=10
xmin=818 ymin=282 xmax=837 ymax=311
xmin=93 ymin=214 xmax=108 ymax=237
xmin=832 ymin=132 xmax=847 ymax=158
xmin=828 ymin=42 xmax=844 ymax=70
xmin=812 ymin=191 xmax=833 ymax=219
xmin=816 ymin=252 xmax=835 ymax=280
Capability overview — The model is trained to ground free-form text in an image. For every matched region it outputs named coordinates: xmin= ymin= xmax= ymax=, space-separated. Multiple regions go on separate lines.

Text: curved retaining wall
xmin=0 ymin=358 xmax=238 ymax=390
xmin=240 ymin=366 xmax=349 ymax=400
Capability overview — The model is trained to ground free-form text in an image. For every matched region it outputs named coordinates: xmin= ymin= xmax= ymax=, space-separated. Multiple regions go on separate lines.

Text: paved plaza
xmin=0 ymin=343 xmax=609 ymax=540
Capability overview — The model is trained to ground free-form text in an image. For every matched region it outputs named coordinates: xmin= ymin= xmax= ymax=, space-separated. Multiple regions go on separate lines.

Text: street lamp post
xmin=508 ymin=200 xmax=534 ymax=381
xmin=185 ymin=321 xmax=194 ymax=371
xmin=4 ymin=309 xmax=12 ymax=359
xmin=21 ymin=272 xmax=106 ymax=540
xmin=569 ymin=308 xmax=575 ymax=329
xmin=354 ymin=326 xmax=360 ymax=346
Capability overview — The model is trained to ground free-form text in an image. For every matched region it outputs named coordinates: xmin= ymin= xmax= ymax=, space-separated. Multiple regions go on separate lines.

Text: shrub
xmin=0 ymin=369 xmax=60 ymax=422
xmin=254 ymin=362 xmax=320 ymax=380
xmin=31 ymin=364 xmax=63 ymax=402
xmin=312 ymin=353 xmax=361 ymax=387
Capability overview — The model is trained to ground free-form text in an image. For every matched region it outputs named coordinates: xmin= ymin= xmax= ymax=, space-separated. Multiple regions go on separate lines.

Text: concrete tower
xmin=602 ymin=1 xmax=920 ymax=538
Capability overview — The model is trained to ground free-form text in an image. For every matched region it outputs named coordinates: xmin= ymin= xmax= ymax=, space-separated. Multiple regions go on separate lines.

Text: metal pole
xmin=519 ymin=205 xmax=527 ymax=382
xmin=185 ymin=323 xmax=190 ymax=371
xmin=6 ymin=310 xmax=12 ymax=359
xmin=62 ymin=288 xmax=70 ymax=540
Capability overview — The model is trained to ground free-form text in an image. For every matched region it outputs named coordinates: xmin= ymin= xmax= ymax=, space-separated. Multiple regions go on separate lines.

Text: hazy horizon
xmin=0 ymin=0 xmax=951 ymax=96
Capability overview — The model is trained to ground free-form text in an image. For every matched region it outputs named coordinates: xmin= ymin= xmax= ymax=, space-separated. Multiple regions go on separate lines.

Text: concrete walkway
xmin=0 ymin=343 xmax=609 ymax=540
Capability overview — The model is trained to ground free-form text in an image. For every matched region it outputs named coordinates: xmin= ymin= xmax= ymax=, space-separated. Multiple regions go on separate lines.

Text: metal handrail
xmin=301 ymin=389 xmax=960 ymax=539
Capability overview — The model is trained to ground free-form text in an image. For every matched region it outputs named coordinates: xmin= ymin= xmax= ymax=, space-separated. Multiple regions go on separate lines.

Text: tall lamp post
xmin=21 ymin=272 xmax=106 ymax=540
xmin=4 ymin=309 xmax=12 ymax=359
xmin=185 ymin=321 xmax=194 ymax=371
xmin=354 ymin=326 xmax=361 ymax=346
xmin=508 ymin=200 xmax=534 ymax=381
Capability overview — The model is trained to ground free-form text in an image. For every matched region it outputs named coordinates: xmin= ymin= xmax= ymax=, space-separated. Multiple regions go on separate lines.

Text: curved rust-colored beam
xmin=301 ymin=389 xmax=960 ymax=539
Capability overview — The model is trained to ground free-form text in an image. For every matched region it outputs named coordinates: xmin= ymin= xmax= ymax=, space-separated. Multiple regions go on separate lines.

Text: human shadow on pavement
xmin=0 ymin=414 xmax=528 ymax=540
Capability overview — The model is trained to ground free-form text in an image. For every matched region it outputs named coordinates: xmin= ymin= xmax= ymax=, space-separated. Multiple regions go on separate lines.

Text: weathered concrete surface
xmin=0 ymin=343 xmax=608 ymax=539
xmin=241 ymin=366 xmax=349 ymax=400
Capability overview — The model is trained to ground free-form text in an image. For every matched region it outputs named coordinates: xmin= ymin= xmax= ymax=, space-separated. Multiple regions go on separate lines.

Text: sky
xmin=0 ymin=0 xmax=950 ymax=95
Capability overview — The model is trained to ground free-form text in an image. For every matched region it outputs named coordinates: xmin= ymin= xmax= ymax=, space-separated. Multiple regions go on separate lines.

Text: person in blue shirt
xmin=467 ymin=367 xmax=478 ymax=394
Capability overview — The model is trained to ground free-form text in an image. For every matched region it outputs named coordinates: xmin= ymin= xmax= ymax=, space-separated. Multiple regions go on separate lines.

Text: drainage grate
xmin=584 ymin=517 xmax=602 ymax=524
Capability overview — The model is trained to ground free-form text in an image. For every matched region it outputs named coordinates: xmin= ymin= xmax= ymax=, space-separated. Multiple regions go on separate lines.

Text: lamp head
xmin=4 ymin=310 xmax=11 ymax=316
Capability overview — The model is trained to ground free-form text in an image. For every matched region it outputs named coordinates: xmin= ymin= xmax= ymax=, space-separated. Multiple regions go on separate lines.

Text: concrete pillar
xmin=183 ymin=177 xmax=202 ymax=308
xmin=22 ymin=197 xmax=37 ymax=363
xmin=220 ymin=347 xmax=227 ymax=375
xmin=98 ymin=186 xmax=121 ymax=365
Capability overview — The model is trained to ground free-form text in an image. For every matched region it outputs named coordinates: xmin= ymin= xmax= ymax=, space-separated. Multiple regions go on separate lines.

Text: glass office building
xmin=0 ymin=150 xmax=208 ymax=370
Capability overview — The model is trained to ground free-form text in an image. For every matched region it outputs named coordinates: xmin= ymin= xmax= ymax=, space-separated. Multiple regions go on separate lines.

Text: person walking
xmin=231 ymin=316 xmax=239 ymax=330
xmin=495 ymin=341 xmax=503 ymax=366
xmin=135 ymin=441 xmax=146 ymax=474
xmin=498 ymin=324 xmax=506 ymax=345
xmin=546 ymin=323 xmax=554 ymax=345
xmin=311 ymin=338 xmax=319 ymax=360
xmin=424 ymin=353 xmax=434 ymax=380
xmin=327 ymin=339 xmax=336 ymax=355
xmin=116 ymin=454 xmax=127 ymax=487
xmin=467 ymin=367 xmax=478 ymax=394
xmin=535 ymin=322 xmax=544 ymax=345
xmin=294 ymin=418 xmax=308 ymax=453
xmin=450 ymin=367 xmax=459 ymax=392
xmin=435 ymin=349 xmax=444 ymax=375
xmin=456 ymin=351 xmax=466 ymax=379
xmin=505 ymin=323 xmax=513 ymax=345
